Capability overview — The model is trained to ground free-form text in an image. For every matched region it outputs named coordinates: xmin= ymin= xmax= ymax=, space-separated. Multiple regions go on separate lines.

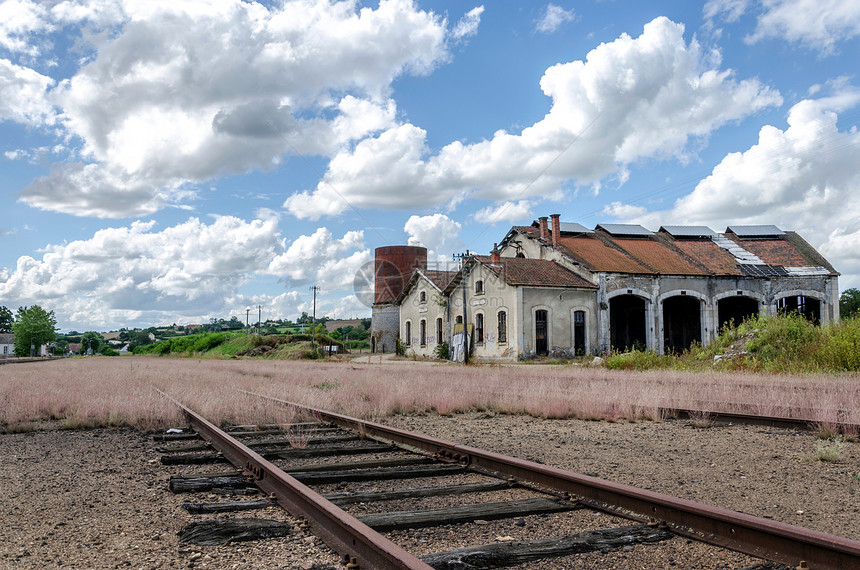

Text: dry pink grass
xmin=1 ymin=357 xmax=859 ymax=431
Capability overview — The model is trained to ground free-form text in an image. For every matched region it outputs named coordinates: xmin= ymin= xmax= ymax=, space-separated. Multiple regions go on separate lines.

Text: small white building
xmin=0 ymin=334 xmax=13 ymax=357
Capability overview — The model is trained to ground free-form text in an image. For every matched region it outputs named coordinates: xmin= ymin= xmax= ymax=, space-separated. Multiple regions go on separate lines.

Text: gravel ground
xmin=1 ymin=413 xmax=858 ymax=569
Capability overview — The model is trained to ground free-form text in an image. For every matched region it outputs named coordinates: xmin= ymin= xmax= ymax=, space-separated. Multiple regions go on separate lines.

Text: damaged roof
xmin=504 ymin=219 xmax=838 ymax=278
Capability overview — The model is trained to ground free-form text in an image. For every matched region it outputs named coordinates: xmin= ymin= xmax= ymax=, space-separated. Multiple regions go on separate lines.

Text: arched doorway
xmin=777 ymin=295 xmax=821 ymax=325
xmin=718 ymin=296 xmax=759 ymax=331
xmin=663 ymin=296 xmax=702 ymax=354
xmin=609 ymin=295 xmax=646 ymax=352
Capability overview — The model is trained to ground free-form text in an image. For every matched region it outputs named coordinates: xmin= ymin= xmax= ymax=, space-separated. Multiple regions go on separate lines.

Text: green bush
xmin=814 ymin=317 xmax=860 ymax=371
xmin=434 ymin=341 xmax=449 ymax=360
xmin=604 ymin=350 xmax=674 ymax=371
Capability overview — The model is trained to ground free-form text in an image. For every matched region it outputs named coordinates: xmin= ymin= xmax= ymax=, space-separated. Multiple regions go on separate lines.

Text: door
xmin=573 ymin=310 xmax=586 ymax=356
xmin=535 ymin=310 xmax=548 ymax=356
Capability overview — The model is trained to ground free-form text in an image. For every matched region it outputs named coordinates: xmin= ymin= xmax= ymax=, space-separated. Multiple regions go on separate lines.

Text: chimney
xmin=550 ymin=214 xmax=561 ymax=247
xmin=491 ymin=243 xmax=500 ymax=264
xmin=538 ymin=217 xmax=549 ymax=240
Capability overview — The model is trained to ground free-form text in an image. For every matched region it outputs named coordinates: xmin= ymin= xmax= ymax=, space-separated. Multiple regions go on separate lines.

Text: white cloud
xmin=287 ymin=17 xmax=781 ymax=220
xmin=0 ymin=216 xmax=286 ymax=329
xmin=0 ymin=0 xmax=50 ymax=54
xmin=535 ymin=4 xmax=577 ymax=34
xmin=0 ymin=59 xmax=55 ymax=126
xmin=706 ymin=0 xmax=860 ymax=54
xmin=13 ymin=0 xmax=453 ymax=218
xmin=266 ymin=227 xmax=370 ymax=291
xmin=747 ymin=0 xmax=860 ymax=53
xmin=452 ymin=5 xmax=484 ymax=40
xmin=472 ymin=200 xmax=534 ymax=225
xmin=404 ymin=213 xmax=462 ymax=261
xmin=612 ymin=90 xmax=860 ymax=288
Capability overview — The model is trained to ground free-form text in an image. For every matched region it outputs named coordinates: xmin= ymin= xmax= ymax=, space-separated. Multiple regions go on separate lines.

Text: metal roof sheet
xmin=596 ymin=224 xmax=654 ymax=236
xmin=558 ymin=222 xmax=591 ymax=234
xmin=726 ymin=225 xmax=784 ymax=237
xmin=659 ymin=225 xmax=717 ymax=237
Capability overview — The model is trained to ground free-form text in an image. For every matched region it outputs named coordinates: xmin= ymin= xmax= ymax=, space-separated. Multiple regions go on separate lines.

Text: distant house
xmin=0 ymin=334 xmax=13 ymax=357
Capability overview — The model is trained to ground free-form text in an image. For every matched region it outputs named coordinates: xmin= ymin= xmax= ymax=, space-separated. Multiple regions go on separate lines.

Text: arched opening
xmin=573 ymin=310 xmax=586 ymax=356
xmin=609 ymin=295 xmax=646 ymax=352
xmin=663 ymin=296 xmax=702 ymax=354
xmin=535 ymin=310 xmax=548 ymax=356
xmin=718 ymin=296 xmax=759 ymax=331
xmin=777 ymin=295 xmax=821 ymax=325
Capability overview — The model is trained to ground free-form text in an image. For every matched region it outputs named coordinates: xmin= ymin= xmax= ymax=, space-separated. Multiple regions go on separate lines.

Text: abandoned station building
xmin=371 ymin=215 xmax=839 ymax=360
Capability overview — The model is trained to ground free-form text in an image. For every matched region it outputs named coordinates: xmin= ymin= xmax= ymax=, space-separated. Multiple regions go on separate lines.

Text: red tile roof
xmin=607 ymin=237 xmax=706 ymax=275
xmin=475 ymin=256 xmax=596 ymax=289
xmin=556 ymin=234 xmax=655 ymax=274
xmin=421 ymin=270 xmax=457 ymax=289
xmin=728 ymin=235 xmax=815 ymax=267
xmin=671 ymin=239 xmax=742 ymax=276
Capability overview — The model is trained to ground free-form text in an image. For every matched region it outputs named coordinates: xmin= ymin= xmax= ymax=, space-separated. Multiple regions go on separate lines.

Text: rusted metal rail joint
xmin=155 ymin=388 xmax=432 ymax=570
xmin=244 ymin=392 xmax=860 ymax=570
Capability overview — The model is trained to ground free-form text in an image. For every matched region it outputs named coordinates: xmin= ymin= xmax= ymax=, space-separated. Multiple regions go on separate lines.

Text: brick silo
xmin=371 ymin=245 xmax=427 ymax=353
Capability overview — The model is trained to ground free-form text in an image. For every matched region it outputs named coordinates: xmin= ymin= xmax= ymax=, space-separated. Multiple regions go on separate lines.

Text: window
xmin=419 ymin=291 xmax=426 ymax=303
xmin=456 ymin=315 xmax=463 ymax=324
xmin=436 ymin=318 xmax=443 ymax=345
xmin=573 ymin=310 xmax=586 ymax=356
xmin=420 ymin=319 xmax=427 ymax=346
xmin=475 ymin=280 xmax=484 ymax=294
xmin=476 ymin=313 xmax=484 ymax=344
xmin=498 ymin=311 xmax=507 ymax=343
xmin=404 ymin=321 xmax=412 ymax=345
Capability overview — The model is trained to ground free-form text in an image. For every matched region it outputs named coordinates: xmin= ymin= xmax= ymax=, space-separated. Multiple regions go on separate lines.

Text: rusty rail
xmin=155 ymin=388 xmax=432 ymax=570
xmin=244 ymin=391 xmax=860 ymax=570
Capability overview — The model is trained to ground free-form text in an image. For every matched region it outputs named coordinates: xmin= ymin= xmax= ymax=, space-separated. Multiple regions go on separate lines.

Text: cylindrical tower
xmin=371 ymin=245 xmax=427 ymax=353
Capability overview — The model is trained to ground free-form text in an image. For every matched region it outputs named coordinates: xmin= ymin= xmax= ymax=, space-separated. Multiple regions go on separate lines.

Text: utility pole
xmin=246 ymin=307 xmax=251 ymax=334
xmin=453 ymin=252 xmax=470 ymax=364
xmin=310 ymin=285 xmax=320 ymax=349
xmin=257 ymin=305 xmax=262 ymax=334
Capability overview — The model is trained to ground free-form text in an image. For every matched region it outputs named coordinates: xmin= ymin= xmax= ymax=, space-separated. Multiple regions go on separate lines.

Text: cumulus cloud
xmin=7 ymin=0 xmax=465 ymax=217
xmin=610 ymin=89 xmax=860 ymax=287
xmin=404 ymin=213 xmax=462 ymax=261
xmin=0 ymin=216 xmax=285 ymax=329
xmin=266 ymin=227 xmax=370 ymax=291
xmin=0 ymin=59 xmax=55 ymax=125
xmin=536 ymin=4 xmax=577 ymax=34
xmin=705 ymin=0 xmax=860 ymax=53
xmin=472 ymin=200 xmax=534 ymax=225
xmin=286 ymin=17 xmax=781 ymax=219
xmin=0 ymin=0 xmax=50 ymax=54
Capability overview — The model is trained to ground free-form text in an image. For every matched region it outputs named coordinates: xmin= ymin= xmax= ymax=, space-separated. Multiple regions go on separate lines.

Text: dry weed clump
xmin=1 ymin=356 xmax=859 ymax=432
xmin=812 ymin=439 xmax=846 ymax=463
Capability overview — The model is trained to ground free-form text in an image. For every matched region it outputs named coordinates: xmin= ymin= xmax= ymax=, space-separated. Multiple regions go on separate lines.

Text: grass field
xmin=2 ymin=356 xmax=858 ymax=433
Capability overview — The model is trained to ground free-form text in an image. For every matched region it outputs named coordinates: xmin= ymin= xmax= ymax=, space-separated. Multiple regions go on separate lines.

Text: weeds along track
xmin=154 ymin=389 xmax=860 ymax=569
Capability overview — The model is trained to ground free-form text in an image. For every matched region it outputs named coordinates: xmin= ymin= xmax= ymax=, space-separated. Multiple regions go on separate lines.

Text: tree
xmin=127 ymin=330 xmax=154 ymax=351
xmin=12 ymin=305 xmax=57 ymax=356
xmin=0 ymin=305 xmax=13 ymax=333
xmin=840 ymin=288 xmax=860 ymax=318
xmin=79 ymin=331 xmax=103 ymax=354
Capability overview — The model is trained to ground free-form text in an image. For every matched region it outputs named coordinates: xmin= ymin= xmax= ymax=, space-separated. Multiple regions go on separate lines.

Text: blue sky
xmin=1 ymin=0 xmax=859 ymax=332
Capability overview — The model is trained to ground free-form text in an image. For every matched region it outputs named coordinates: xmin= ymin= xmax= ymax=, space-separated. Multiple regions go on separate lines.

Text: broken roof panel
xmin=726 ymin=225 xmax=785 ymax=237
xmin=596 ymin=223 xmax=654 ymax=236
xmin=659 ymin=225 xmax=717 ymax=238
xmin=732 ymin=236 xmax=819 ymax=268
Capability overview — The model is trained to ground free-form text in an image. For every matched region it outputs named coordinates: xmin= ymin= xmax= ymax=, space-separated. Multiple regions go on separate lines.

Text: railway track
xmin=155 ymin=389 xmax=860 ymax=569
